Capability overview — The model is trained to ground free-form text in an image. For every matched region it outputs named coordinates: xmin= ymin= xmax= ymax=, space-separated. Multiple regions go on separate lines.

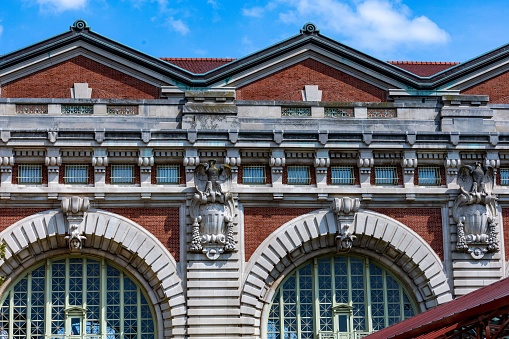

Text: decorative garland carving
xmin=189 ymin=160 xmax=236 ymax=259
xmin=452 ymin=162 xmax=499 ymax=259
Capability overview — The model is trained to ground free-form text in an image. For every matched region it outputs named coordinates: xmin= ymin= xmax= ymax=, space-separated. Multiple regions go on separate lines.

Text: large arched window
xmin=267 ymin=255 xmax=417 ymax=338
xmin=0 ymin=257 xmax=156 ymax=338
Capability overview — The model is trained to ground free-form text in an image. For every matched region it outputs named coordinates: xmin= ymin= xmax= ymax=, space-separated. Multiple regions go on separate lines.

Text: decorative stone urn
xmin=452 ymin=162 xmax=499 ymax=259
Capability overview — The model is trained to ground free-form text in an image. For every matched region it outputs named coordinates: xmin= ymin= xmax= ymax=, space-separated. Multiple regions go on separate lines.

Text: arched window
xmin=0 ymin=257 xmax=156 ymax=338
xmin=267 ymin=255 xmax=417 ymax=338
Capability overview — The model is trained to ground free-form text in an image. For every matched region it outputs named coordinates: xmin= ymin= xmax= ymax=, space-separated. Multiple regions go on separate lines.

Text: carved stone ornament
xmin=452 ymin=162 xmax=499 ymax=259
xmin=332 ymin=197 xmax=360 ymax=252
xmin=190 ymin=160 xmax=236 ymax=259
xmin=61 ymin=196 xmax=90 ymax=253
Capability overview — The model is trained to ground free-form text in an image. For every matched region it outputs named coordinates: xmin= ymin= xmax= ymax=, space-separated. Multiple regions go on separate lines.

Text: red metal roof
xmin=365 ymin=277 xmax=509 ymax=339
xmin=387 ymin=61 xmax=460 ymax=77
xmin=161 ymin=58 xmax=235 ymax=74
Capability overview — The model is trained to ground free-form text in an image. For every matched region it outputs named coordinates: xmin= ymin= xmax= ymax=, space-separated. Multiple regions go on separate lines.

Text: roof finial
xmin=70 ymin=19 xmax=89 ymax=32
xmin=300 ymin=22 xmax=319 ymax=34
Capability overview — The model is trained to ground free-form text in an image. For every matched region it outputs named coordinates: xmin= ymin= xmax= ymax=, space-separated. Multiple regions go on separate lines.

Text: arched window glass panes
xmin=0 ymin=257 xmax=156 ymax=339
xmin=267 ymin=255 xmax=417 ymax=339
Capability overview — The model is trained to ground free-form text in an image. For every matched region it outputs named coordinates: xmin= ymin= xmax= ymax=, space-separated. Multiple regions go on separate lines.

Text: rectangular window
xmin=287 ymin=165 xmax=311 ymax=185
xmin=243 ymin=165 xmax=266 ymax=184
xmin=156 ymin=165 xmax=180 ymax=184
xmin=18 ymin=164 xmax=43 ymax=184
xmin=64 ymin=164 xmax=89 ymax=184
xmin=110 ymin=164 xmax=135 ymax=184
xmin=374 ymin=166 xmax=398 ymax=185
xmin=500 ymin=168 xmax=509 ymax=186
xmin=331 ymin=166 xmax=355 ymax=185
xmin=418 ymin=166 xmax=441 ymax=186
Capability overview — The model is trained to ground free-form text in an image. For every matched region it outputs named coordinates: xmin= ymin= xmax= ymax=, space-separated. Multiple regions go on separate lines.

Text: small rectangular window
xmin=287 ymin=165 xmax=311 ymax=185
xmin=418 ymin=166 xmax=441 ymax=186
xmin=500 ymin=168 xmax=509 ymax=186
xmin=331 ymin=166 xmax=354 ymax=185
xmin=243 ymin=165 xmax=266 ymax=184
xmin=110 ymin=164 xmax=134 ymax=184
xmin=156 ymin=165 xmax=180 ymax=184
xmin=375 ymin=166 xmax=398 ymax=185
xmin=18 ymin=164 xmax=42 ymax=184
xmin=64 ymin=164 xmax=89 ymax=184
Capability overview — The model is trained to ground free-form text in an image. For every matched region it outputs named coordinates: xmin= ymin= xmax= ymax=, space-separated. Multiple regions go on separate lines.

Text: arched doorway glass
xmin=267 ymin=255 xmax=417 ymax=339
xmin=0 ymin=256 xmax=156 ymax=338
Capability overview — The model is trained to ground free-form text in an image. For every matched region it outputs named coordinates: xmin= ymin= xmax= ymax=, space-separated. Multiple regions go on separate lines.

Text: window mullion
xmin=137 ymin=288 xmax=142 ymax=339
xmin=26 ymin=275 xmax=32 ymax=337
xmin=8 ymin=288 xmax=13 ymax=339
xmin=383 ymin=270 xmax=388 ymax=328
xmin=313 ymin=258 xmax=319 ymax=338
xmin=83 ymin=258 xmax=87 ymax=335
xmin=331 ymin=258 xmax=337 ymax=335
xmin=296 ymin=270 xmax=301 ymax=338
xmin=100 ymin=259 xmax=107 ymax=339
xmin=44 ymin=261 xmax=51 ymax=338
xmin=120 ymin=272 xmax=125 ymax=337
xmin=365 ymin=258 xmax=373 ymax=333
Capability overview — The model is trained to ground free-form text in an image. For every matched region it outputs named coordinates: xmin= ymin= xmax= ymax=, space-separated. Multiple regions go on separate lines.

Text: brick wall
xmin=0 ymin=208 xmax=48 ymax=232
xmin=0 ymin=207 xmax=180 ymax=261
xmin=503 ymin=208 xmax=509 ymax=261
xmin=462 ymin=71 xmax=509 ymax=103
xmin=372 ymin=208 xmax=444 ymax=259
xmin=236 ymin=59 xmax=387 ymax=102
xmin=107 ymin=207 xmax=180 ymax=261
xmin=244 ymin=207 xmax=316 ymax=260
xmin=1 ymin=55 xmax=160 ymax=99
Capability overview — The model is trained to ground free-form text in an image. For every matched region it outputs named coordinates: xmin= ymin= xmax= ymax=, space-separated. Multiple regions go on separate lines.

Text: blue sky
xmin=1 ymin=0 xmax=509 ymax=63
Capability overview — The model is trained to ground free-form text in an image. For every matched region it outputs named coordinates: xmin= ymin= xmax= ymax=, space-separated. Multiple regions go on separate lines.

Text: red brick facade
xmin=0 ymin=207 xmax=180 ymax=261
xmin=106 ymin=207 xmax=180 ymax=261
xmin=0 ymin=208 xmax=48 ymax=232
xmin=236 ymin=59 xmax=387 ymax=102
xmin=244 ymin=207 xmax=317 ymax=260
xmin=462 ymin=70 xmax=509 ymax=103
xmin=1 ymin=56 xmax=160 ymax=99
xmin=503 ymin=208 xmax=509 ymax=261
xmin=372 ymin=208 xmax=444 ymax=259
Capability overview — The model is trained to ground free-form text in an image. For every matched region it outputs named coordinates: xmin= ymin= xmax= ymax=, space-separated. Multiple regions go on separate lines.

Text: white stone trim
xmin=0 ymin=209 xmax=186 ymax=339
xmin=240 ymin=208 xmax=452 ymax=338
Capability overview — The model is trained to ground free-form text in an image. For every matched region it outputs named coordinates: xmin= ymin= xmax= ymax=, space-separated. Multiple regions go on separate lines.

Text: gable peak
xmin=70 ymin=19 xmax=89 ymax=32
xmin=300 ymin=22 xmax=319 ymax=35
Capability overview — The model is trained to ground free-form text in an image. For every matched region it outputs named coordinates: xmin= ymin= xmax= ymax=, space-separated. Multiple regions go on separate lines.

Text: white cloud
xmin=277 ymin=0 xmax=449 ymax=55
xmin=35 ymin=0 xmax=87 ymax=11
xmin=242 ymin=2 xmax=277 ymax=18
xmin=243 ymin=6 xmax=265 ymax=18
xmin=0 ymin=25 xmax=3 ymax=38
xmin=167 ymin=17 xmax=189 ymax=35
xmin=207 ymin=0 xmax=218 ymax=10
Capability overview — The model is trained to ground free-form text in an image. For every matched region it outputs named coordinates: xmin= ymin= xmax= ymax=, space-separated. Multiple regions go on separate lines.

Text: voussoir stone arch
xmin=0 ymin=208 xmax=186 ymax=339
xmin=240 ymin=208 xmax=452 ymax=338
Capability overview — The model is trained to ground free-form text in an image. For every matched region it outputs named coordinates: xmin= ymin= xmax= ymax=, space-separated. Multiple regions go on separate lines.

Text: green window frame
xmin=500 ymin=168 xmax=509 ymax=186
xmin=418 ymin=166 xmax=441 ymax=186
xmin=156 ymin=164 xmax=180 ymax=184
xmin=17 ymin=164 xmax=42 ymax=184
xmin=243 ymin=165 xmax=267 ymax=184
xmin=267 ymin=255 xmax=416 ymax=339
xmin=331 ymin=166 xmax=355 ymax=185
xmin=0 ymin=256 xmax=156 ymax=338
xmin=64 ymin=164 xmax=89 ymax=185
xmin=374 ymin=166 xmax=398 ymax=186
xmin=110 ymin=164 xmax=135 ymax=184
xmin=287 ymin=165 xmax=311 ymax=185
